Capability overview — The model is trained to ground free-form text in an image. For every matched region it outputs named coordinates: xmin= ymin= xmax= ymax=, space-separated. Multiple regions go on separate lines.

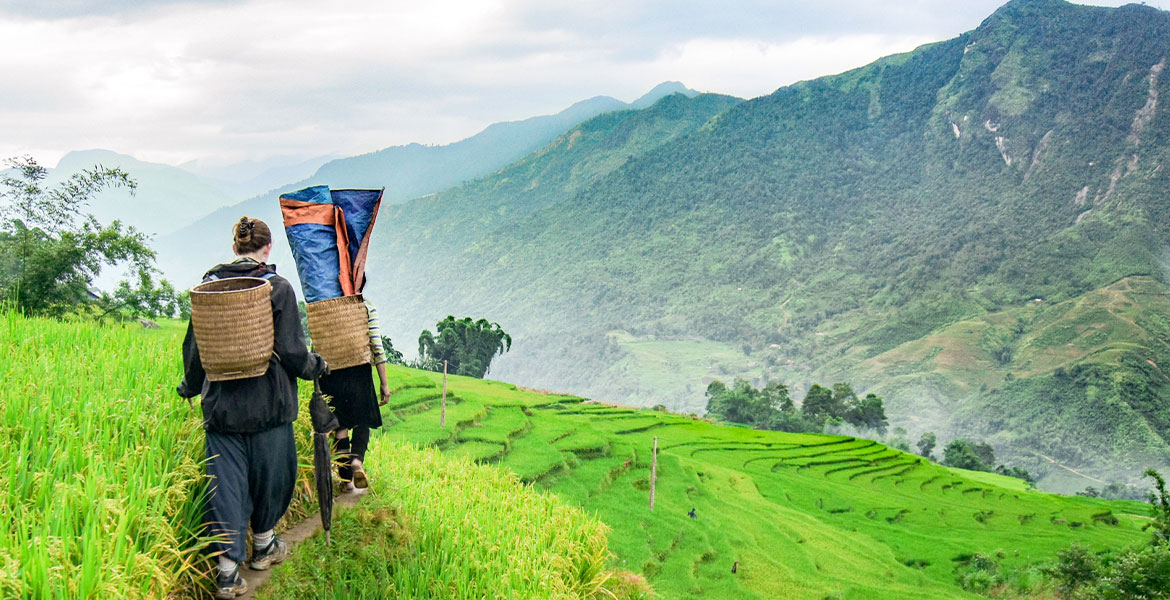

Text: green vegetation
xmin=372 ymin=363 xmax=1154 ymax=599
xmin=942 ymin=439 xmax=1035 ymax=485
xmin=259 ymin=443 xmax=644 ymax=600
xmin=355 ymin=0 xmax=1170 ymax=491
xmin=0 ymin=312 xmax=210 ymax=597
xmin=7 ymin=311 xmax=1164 ymax=599
xmin=704 ymin=379 xmax=888 ymax=435
xmin=3 ymin=312 xmax=642 ymax=599
xmin=0 ymin=156 xmax=182 ymax=320
xmin=417 ymin=315 xmax=512 ymax=378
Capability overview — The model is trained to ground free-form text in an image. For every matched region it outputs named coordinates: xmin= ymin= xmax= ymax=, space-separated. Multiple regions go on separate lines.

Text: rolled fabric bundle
xmin=279 ymin=186 xmax=383 ymax=302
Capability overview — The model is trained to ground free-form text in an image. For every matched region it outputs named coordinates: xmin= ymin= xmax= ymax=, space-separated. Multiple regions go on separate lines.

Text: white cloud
xmin=645 ymin=35 xmax=936 ymax=98
xmin=1 ymin=0 xmax=1168 ymax=168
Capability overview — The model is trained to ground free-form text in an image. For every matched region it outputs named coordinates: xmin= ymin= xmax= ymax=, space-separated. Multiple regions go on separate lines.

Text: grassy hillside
xmin=819 ymin=275 xmax=1170 ymax=490
xmin=371 ymin=364 xmax=1153 ymax=600
xmin=0 ymin=313 xmax=635 ymax=599
xmin=356 ymin=0 xmax=1170 ymax=488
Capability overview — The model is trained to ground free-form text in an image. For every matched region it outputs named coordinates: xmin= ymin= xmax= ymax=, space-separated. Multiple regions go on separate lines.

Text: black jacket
xmin=178 ymin=260 xmax=327 ymax=433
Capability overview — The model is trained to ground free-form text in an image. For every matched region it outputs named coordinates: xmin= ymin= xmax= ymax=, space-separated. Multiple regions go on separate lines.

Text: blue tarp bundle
xmin=279 ymin=185 xmax=383 ymax=303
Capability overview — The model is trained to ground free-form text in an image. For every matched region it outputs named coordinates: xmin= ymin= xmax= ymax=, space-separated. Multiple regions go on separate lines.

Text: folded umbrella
xmin=310 ymin=379 xmax=339 ymax=543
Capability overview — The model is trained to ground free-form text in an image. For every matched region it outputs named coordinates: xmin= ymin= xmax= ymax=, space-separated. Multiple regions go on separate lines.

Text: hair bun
xmin=236 ymin=217 xmax=254 ymax=243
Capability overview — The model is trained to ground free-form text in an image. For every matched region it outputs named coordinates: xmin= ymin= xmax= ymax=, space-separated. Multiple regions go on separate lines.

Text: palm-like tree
xmin=418 ymin=316 xmax=512 ymax=378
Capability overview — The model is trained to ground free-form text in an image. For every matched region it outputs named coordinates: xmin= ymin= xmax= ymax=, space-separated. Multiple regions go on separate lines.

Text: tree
xmin=706 ymin=378 xmax=816 ymax=432
xmin=801 ymin=384 xmax=835 ymax=424
xmin=380 ymin=335 xmax=404 ymax=365
xmin=1147 ymin=468 xmax=1170 ymax=546
xmin=761 ymin=381 xmax=794 ymax=414
xmin=1048 ymin=544 xmax=1098 ymax=597
xmin=942 ymin=439 xmax=993 ymax=472
xmin=917 ymin=431 xmax=937 ymax=459
xmin=417 ymin=316 xmax=511 ymax=378
xmin=108 ymin=267 xmax=183 ymax=320
xmin=845 ymin=393 xmax=888 ymax=434
xmin=995 ymin=465 xmax=1035 ymax=486
xmin=0 ymin=156 xmax=178 ymax=318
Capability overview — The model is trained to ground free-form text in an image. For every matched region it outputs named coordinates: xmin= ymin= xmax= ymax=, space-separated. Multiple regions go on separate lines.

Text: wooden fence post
xmin=650 ymin=436 xmax=658 ymax=511
xmin=440 ymin=360 xmax=448 ymax=428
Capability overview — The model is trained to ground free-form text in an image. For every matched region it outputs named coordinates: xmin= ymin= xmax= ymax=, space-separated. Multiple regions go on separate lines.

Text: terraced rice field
xmin=375 ymin=365 xmax=1152 ymax=600
xmin=3 ymin=313 xmax=642 ymax=600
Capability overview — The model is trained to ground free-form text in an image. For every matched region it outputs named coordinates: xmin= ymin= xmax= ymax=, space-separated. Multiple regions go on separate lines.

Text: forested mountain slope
xmin=156 ymin=83 xmax=696 ymax=289
xmin=365 ymin=0 xmax=1170 ymax=490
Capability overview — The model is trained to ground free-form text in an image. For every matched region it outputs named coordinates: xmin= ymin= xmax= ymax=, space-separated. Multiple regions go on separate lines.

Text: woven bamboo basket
xmin=306 ymin=294 xmax=372 ymax=370
xmin=189 ymin=277 xmax=274 ymax=381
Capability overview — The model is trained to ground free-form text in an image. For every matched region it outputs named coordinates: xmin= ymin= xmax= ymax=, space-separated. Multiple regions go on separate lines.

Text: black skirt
xmin=318 ymin=365 xmax=382 ymax=430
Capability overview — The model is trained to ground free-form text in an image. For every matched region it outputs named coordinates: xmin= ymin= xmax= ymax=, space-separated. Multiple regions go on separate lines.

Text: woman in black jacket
xmin=177 ymin=217 xmax=327 ymax=599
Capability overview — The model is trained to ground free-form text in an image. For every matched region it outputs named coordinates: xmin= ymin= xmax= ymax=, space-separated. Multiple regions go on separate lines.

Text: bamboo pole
xmin=440 ymin=360 xmax=448 ymax=428
xmin=650 ymin=436 xmax=658 ymax=511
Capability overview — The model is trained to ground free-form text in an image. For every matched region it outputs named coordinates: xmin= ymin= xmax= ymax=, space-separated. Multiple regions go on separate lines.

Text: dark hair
xmin=232 ymin=216 xmax=272 ymax=255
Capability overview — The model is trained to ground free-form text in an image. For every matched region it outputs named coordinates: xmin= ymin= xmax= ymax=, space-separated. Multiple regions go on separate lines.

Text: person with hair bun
xmin=177 ymin=216 xmax=328 ymax=599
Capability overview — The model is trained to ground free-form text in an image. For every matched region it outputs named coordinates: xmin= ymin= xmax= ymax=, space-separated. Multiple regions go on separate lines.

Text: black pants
xmin=334 ymin=426 xmax=370 ymax=482
xmin=204 ymin=423 xmax=296 ymax=563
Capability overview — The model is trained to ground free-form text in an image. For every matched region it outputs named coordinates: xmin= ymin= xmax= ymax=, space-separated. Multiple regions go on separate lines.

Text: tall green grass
xmin=0 ymin=312 xmax=327 ymax=599
xmin=259 ymin=443 xmax=645 ymax=599
xmin=0 ymin=312 xmax=206 ymax=598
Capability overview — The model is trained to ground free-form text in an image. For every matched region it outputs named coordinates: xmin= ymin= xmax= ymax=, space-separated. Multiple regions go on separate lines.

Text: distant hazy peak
xmin=55 ymin=148 xmax=142 ymax=168
xmin=631 ymin=81 xmax=699 ymax=109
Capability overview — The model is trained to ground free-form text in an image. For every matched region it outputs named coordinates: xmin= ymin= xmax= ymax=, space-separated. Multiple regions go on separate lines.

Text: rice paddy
xmin=373 ymin=365 xmax=1154 ymax=599
xmin=2 ymin=313 xmax=1154 ymax=599
xmin=1 ymin=313 xmax=645 ymax=599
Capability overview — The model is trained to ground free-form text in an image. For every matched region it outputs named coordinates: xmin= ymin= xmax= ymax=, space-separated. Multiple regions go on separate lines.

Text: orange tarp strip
xmin=334 ymin=206 xmax=355 ymax=296
xmin=279 ymin=199 xmax=336 ymax=227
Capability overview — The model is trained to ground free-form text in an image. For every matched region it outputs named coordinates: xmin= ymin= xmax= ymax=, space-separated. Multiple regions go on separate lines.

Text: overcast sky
xmin=3 ymin=0 xmax=1167 ymax=168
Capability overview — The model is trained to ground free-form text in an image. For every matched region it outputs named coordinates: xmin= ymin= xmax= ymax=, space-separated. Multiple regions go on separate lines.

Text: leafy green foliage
xmin=943 ymin=439 xmax=998 ymax=472
xmin=1035 ymin=470 xmax=1170 ymax=599
xmin=704 ymin=378 xmax=812 ymax=432
xmin=917 ymin=431 xmax=938 ymax=459
xmin=1147 ymin=468 xmax=1170 ymax=546
xmin=707 ymin=378 xmax=888 ymax=436
xmin=418 ymin=316 xmax=512 ymax=378
xmin=1049 ymin=543 xmax=1099 ymax=597
xmin=0 ymin=156 xmax=179 ymax=319
xmin=380 ymin=335 xmax=404 ymax=365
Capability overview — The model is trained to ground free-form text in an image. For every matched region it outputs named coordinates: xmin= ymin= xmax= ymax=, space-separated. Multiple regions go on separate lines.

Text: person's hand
xmin=379 ymin=383 xmax=391 ymax=406
xmin=321 ymin=360 xmax=331 ymax=376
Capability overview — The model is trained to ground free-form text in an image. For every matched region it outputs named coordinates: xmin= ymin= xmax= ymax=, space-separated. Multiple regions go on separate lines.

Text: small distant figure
xmin=688 ymin=507 xmax=697 ymax=519
xmin=623 ymin=459 xmax=630 ymax=468
xmin=731 ymin=561 xmax=738 ymax=574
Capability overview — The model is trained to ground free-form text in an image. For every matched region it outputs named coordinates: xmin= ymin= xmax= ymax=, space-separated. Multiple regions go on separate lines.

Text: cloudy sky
xmin=3 ymin=0 xmax=1167 ymax=169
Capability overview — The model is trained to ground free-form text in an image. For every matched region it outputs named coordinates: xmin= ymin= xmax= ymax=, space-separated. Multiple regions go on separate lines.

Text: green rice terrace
xmin=0 ymin=311 xmax=1156 ymax=599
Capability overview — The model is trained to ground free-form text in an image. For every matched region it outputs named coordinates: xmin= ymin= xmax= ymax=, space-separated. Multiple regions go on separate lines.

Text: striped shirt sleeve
xmin=365 ymin=301 xmax=388 ymax=365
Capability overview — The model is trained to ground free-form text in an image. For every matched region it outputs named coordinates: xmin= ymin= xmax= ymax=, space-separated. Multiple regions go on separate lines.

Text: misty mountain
xmin=359 ymin=0 xmax=1170 ymax=490
xmin=157 ymin=82 xmax=698 ymax=290
xmin=178 ymin=154 xmax=339 ymax=200
xmin=49 ymin=149 xmax=242 ymax=239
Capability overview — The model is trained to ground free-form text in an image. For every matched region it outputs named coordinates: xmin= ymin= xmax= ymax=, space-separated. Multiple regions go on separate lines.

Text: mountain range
xmin=48 ymin=0 xmax=1170 ymax=493
xmin=353 ymin=0 xmax=1170 ymax=491
xmin=155 ymin=81 xmax=699 ymax=289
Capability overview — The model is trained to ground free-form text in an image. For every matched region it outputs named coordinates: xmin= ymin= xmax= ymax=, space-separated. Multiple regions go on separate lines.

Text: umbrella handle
xmin=314 ymin=378 xmax=322 ymax=396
